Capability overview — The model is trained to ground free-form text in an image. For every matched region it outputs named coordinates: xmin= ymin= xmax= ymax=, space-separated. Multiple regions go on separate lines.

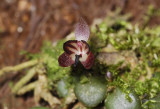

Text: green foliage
xmin=29 ymin=40 xmax=71 ymax=83
xmin=40 ymin=41 xmax=71 ymax=81
xmin=134 ymin=78 xmax=160 ymax=99
xmin=90 ymin=14 xmax=160 ymax=108
xmin=148 ymin=94 xmax=160 ymax=109
xmin=153 ymin=72 xmax=160 ymax=79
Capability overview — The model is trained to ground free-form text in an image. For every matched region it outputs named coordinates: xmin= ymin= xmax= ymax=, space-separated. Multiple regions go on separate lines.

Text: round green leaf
xmin=105 ymin=88 xmax=141 ymax=109
xmin=56 ymin=79 xmax=68 ymax=97
xmin=74 ymin=76 xmax=107 ymax=107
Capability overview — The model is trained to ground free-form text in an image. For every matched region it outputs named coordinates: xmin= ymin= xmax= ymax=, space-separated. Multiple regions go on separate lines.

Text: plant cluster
xmin=1 ymin=12 xmax=160 ymax=109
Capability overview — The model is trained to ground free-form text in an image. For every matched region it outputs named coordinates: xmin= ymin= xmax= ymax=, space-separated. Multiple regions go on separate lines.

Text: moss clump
xmin=89 ymin=12 xmax=160 ymax=108
xmin=27 ymin=40 xmax=71 ymax=83
xmin=148 ymin=94 xmax=160 ymax=109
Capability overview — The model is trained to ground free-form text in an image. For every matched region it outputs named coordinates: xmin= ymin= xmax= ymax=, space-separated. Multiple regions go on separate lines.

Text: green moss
xmin=27 ymin=40 xmax=71 ymax=83
xmin=41 ymin=41 xmax=71 ymax=81
xmin=90 ymin=15 xmax=160 ymax=108
xmin=148 ymin=94 xmax=160 ymax=109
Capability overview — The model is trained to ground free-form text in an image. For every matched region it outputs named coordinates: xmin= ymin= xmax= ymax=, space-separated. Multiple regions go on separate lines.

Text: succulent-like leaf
xmin=75 ymin=17 xmax=90 ymax=42
xmin=56 ymin=79 xmax=68 ymax=97
xmin=58 ymin=52 xmax=74 ymax=67
xmin=74 ymin=76 xmax=107 ymax=107
xmin=105 ymin=88 xmax=141 ymax=109
xmin=80 ymin=52 xmax=94 ymax=69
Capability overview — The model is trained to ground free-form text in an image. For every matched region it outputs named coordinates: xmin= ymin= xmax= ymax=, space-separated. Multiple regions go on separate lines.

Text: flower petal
xmin=63 ymin=40 xmax=89 ymax=55
xmin=75 ymin=17 xmax=90 ymax=42
xmin=80 ymin=52 xmax=94 ymax=69
xmin=81 ymin=40 xmax=90 ymax=54
xmin=63 ymin=40 xmax=78 ymax=54
xmin=58 ymin=52 xmax=75 ymax=67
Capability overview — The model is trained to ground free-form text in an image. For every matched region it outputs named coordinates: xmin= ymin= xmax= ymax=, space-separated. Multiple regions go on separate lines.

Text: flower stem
xmin=17 ymin=81 xmax=38 ymax=95
xmin=12 ymin=66 xmax=37 ymax=94
xmin=0 ymin=59 xmax=38 ymax=77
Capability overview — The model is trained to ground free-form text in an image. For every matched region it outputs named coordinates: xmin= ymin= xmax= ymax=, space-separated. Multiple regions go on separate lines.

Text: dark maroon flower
xmin=58 ymin=18 xmax=94 ymax=69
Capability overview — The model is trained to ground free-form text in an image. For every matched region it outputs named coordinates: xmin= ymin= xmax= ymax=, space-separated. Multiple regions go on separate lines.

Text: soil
xmin=0 ymin=0 xmax=160 ymax=109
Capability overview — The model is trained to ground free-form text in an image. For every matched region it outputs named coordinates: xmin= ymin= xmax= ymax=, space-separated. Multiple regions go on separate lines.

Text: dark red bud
xmin=106 ymin=71 xmax=112 ymax=81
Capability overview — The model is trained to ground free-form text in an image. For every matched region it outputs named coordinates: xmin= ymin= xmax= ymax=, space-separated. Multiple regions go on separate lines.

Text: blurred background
xmin=0 ymin=0 xmax=160 ymax=108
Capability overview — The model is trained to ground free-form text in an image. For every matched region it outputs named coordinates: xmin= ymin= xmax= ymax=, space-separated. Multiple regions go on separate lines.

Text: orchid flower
xmin=58 ymin=18 xmax=94 ymax=69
